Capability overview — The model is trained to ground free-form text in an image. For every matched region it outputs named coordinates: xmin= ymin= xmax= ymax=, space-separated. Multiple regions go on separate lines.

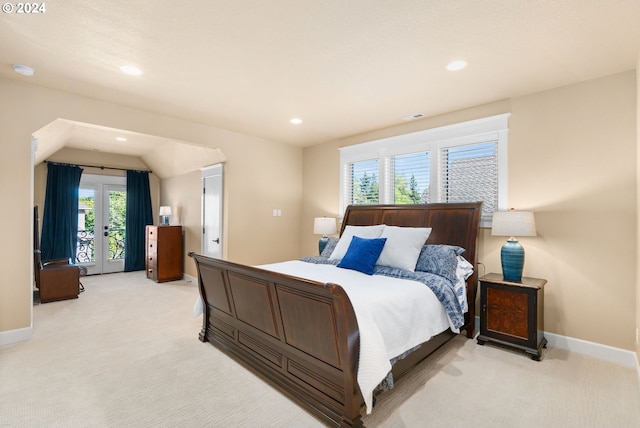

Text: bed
xmin=189 ymin=202 xmax=482 ymax=428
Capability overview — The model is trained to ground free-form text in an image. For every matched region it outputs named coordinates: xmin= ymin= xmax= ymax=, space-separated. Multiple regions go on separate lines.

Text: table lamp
xmin=159 ymin=206 xmax=172 ymax=225
xmin=313 ymin=217 xmax=337 ymax=255
xmin=491 ymin=209 xmax=536 ymax=282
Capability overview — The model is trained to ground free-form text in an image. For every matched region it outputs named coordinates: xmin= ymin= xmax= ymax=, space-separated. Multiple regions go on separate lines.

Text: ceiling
xmin=2 ymin=0 xmax=640 ymax=154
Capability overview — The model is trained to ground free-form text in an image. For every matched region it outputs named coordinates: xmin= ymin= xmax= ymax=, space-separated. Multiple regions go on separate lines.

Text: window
xmin=347 ymin=159 xmax=379 ymax=205
xmin=440 ymin=140 xmax=498 ymax=212
xmin=339 ymin=114 xmax=509 ymax=226
xmin=390 ymin=152 xmax=430 ymax=204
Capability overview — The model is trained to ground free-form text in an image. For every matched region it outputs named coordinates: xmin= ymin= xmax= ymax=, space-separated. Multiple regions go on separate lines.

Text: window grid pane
xmin=349 ymin=159 xmax=379 ymax=205
xmin=391 ymin=152 xmax=430 ymax=204
xmin=440 ymin=141 xmax=498 ymax=217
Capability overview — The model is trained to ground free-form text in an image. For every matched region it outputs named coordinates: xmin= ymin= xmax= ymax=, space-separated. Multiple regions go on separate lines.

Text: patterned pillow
xmin=320 ymin=237 xmax=339 ymax=258
xmin=415 ymin=244 xmax=465 ymax=283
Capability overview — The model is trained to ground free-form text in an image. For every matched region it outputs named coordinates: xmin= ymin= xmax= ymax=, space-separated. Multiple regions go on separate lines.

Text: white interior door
xmin=78 ymin=175 xmax=126 ymax=274
xmin=202 ymin=164 xmax=223 ymax=259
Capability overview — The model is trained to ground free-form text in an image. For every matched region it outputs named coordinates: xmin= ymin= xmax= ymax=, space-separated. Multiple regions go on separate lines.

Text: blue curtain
xmin=124 ymin=170 xmax=153 ymax=271
xmin=40 ymin=163 xmax=84 ymax=261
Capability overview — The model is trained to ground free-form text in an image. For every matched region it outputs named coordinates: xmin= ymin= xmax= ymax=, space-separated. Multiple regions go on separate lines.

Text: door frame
xmin=79 ymin=174 xmax=126 ymax=274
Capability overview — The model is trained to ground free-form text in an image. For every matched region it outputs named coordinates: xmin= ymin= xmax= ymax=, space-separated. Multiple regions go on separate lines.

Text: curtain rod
xmin=44 ymin=160 xmax=152 ymax=174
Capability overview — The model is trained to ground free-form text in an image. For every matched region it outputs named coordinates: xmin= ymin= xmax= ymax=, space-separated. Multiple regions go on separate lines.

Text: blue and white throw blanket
xmin=299 ymin=256 xmax=465 ymax=329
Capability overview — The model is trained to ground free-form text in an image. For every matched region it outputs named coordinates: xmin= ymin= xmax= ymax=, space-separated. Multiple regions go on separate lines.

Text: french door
xmin=77 ymin=175 xmax=126 ymax=275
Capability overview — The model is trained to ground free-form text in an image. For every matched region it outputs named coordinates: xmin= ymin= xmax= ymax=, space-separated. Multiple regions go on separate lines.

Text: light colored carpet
xmin=1 ymin=271 xmax=639 ymax=428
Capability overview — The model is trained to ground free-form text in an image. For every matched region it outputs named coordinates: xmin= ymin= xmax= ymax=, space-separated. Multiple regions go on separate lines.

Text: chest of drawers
xmin=146 ymin=225 xmax=183 ymax=282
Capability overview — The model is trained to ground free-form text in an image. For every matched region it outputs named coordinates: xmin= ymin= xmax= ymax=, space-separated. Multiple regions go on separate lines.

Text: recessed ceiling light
xmin=119 ymin=65 xmax=143 ymax=76
xmin=13 ymin=64 xmax=35 ymax=77
xmin=116 ymin=137 xmax=127 ymax=142
xmin=446 ymin=60 xmax=468 ymax=71
xmin=290 ymin=118 xmax=303 ymax=124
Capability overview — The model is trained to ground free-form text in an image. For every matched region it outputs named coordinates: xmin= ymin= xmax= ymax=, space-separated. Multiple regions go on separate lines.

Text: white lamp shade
xmin=159 ymin=206 xmax=172 ymax=216
xmin=492 ymin=211 xmax=536 ymax=237
xmin=313 ymin=217 xmax=337 ymax=235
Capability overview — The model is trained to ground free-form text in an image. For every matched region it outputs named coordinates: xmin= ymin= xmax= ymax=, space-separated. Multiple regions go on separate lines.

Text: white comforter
xmin=258 ymin=260 xmax=452 ymax=414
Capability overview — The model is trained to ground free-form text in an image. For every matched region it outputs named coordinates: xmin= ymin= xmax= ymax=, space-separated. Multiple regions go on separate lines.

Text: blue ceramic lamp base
xmin=501 ymin=239 xmax=525 ymax=282
xmin=318 ymin=236 xmax=329 ymax=255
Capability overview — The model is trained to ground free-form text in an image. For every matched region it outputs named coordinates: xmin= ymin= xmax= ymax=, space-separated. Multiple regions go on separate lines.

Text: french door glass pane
xmin=77 ymin=188 xmax=96 ymax=263
xmin=108 ymin=189 xmax=126 ymax=261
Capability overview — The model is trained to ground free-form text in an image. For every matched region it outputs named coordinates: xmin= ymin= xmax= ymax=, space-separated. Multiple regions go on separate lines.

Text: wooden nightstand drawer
xmin=486 ymin=286 xmax=529 ymax=340
xmin=477 ymin=273 xmax=547 ymax=360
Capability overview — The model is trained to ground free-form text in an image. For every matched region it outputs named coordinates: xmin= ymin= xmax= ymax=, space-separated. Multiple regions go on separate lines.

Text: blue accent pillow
xmin=337 ymin=236 xmax=387 ymax=275
xmin=414 ymin=244 xmax=465 ymax=283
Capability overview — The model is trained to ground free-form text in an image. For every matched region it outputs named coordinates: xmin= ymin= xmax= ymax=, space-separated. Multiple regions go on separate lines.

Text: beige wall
xmin=508 ymin=72 xmax=636 ymax=350
xmin=0 ymin=77 xmax=302 ymax=338
xmin=302 ymin=71 xmax=637 ymax=351
xmin=160 ymin=170 xmax=201 ymax=278
xmin=637 ymin=55 xmax=640 ymax=361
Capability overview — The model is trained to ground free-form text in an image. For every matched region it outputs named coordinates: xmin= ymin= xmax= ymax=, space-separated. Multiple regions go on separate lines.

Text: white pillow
xmin=376 ymin=226 xmax=432 ymax=271
xmin=328 ymin=225 xmax=386 ymax=260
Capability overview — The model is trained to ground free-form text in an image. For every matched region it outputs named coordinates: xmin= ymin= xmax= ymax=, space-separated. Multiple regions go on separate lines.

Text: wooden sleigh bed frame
xmin=189 ymin=202 xmax=482 ymax=427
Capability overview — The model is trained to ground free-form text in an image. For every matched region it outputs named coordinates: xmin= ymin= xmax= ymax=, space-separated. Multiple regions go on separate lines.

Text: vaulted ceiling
xmin=33 ymin=119 xmax=226 ymax=178
xmin=2 ymin=0 xmax=640 ymax=172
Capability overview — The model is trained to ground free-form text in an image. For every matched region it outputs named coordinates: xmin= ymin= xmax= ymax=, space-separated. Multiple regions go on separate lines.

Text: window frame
xmin=339 ymin=113 xmax=510 ymax=227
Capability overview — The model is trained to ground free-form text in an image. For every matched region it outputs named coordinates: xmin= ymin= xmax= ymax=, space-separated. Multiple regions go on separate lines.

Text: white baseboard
xmin=545 ymin=332 xmax=638 ymax=368
xmin=0 ymin=326 xmax=32 ymax=347
xmin=473 ymin=316 xmax=639 ymax=369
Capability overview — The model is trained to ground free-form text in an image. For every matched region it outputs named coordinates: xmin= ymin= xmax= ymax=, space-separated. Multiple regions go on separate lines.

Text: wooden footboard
xmin=189 ymin=253 xmax=365 ymax=428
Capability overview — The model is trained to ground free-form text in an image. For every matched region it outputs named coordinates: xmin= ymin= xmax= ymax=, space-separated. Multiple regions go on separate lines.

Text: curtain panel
xmin=124 ymin=170 xmax=153 ymax=271
xmin=40 ymin=163 xmax=84 ymax=261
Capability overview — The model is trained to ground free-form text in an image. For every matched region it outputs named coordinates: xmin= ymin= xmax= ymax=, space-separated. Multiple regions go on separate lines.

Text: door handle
xmin=212 ymin=238 xmax=220 ymax=244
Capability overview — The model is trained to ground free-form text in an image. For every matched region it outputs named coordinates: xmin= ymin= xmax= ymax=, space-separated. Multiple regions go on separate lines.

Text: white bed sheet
xmin=257 ymin=260 xmax=451 ymax=414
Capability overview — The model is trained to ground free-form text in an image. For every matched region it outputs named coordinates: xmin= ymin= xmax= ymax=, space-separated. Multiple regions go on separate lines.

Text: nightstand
xmin=477 ymin=273 xmax=547 ymax=360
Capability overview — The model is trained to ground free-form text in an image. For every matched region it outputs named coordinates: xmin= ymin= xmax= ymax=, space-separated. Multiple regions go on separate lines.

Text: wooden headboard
xmin=341 ymin=202 xmax=483 ymax=332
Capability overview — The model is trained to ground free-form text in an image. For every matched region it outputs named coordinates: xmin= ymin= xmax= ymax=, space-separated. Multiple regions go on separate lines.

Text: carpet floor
xmin=1 ymin=271 xmax=639 ymax=427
